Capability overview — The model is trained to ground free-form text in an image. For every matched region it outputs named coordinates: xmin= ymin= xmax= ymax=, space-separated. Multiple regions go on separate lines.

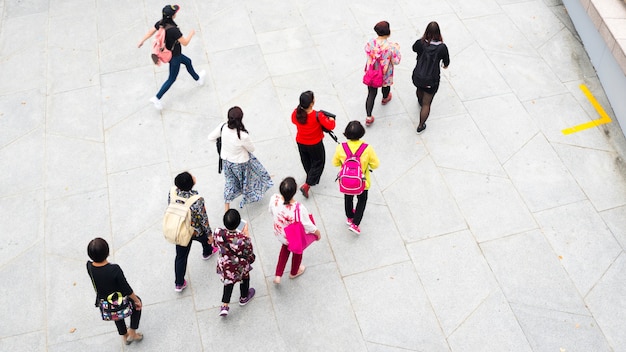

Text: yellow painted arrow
xmin=561 ymin=84 xmax=612 ymax=135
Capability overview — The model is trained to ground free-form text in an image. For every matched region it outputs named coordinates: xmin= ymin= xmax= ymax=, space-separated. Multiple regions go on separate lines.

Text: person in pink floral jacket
xmin=215 ymin=209 xmax=256 ymax=317
xmin=364 ymin=20 xmax=401 ymax=126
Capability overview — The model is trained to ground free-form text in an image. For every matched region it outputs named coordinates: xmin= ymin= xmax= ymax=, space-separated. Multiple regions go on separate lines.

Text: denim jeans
xmin=156 ymin=54 xmax=199 ymax=99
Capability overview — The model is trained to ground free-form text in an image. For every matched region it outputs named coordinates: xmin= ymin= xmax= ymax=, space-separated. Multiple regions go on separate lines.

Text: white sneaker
xmin=150 ymin=96 xmax=163 ymax=110
xmin=197 ymin=70 xmax=206 ymax=86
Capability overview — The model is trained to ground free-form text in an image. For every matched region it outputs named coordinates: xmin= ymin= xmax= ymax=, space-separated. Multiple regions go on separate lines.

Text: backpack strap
xmin=342 ymin=142 xmax=353 ymax=158
xmin=354 ymin=143 xmax=368 ymax=158
xmin=169 ymin=186 xmax=201 ymax=207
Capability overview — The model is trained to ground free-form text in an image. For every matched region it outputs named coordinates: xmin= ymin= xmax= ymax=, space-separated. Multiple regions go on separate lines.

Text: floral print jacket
xmin=214 ymin=228 xmax=255 ymax=285
xmin=364 ymin=38 xmax=401 ymax=86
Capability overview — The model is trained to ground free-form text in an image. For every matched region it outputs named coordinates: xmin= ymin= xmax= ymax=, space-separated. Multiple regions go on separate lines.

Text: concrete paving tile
xmin=407 ymin=231 xmax=499 ymax=337
xmin=464 ymin=93 xmax=538 ymax=163
xmin=384 ymin=157 xmax=466 ymax=242
xmin=0 ymin=331 xmax=46 ymax=352
xmin=524 ymin=93 xmax=614 ymax=151
xmin=0 ymin=244 xmax=44 ymax=338
xmin=48 ymin=11 xmax=97 ymax=53
xmin=446 ymin=0 xmax=502 ymax=19
xmin=366 ymin=342 xmax=420 ymax=352
xmin=553 ymin=143 xmax=626 ymax=211
xmin=504 ymin=133 xmax=587 ymax=212
xmin=534 ymin=200 xmax=621 ymax=296
xmin=104 ymin=110 xmax=168 ymax=174
xmin=503 ymin=0 xmax=565 ymax=48
xmin=99 ymin=25 xmax=155 ymax=75
xmin=298 ymin=0 xmax=358 ymax=36
xmin=247 ymin=0 xmax=302 ymax=34
xmin=47 ymin=86 xmax=103 ymax=142
xmin=0 ymin=44 xmax=46 ymax=96
xmin=100 ymin=66 xmax=157 ymax=129
xmin=45 ymin=189 xmax=110 ymax=260
xmin=399 ymin=0 xmax=455 ymax=19
xmin=163 ymin=112 xmax=216 ymax=172
xmin=446 ymin=45 xmax=511 ymax=101
xmin=511 ymin=303 xmax=611 ymax=351
xmin=107 ymin=163 xmax=171 ymax=248
xmin=200 ymin=5 xmax=257 ymax=53
xmin=586 ymin=252 xmax=626 ymax=351
xmin=0 ymin=89 xmax=44 ymax=148
xmin=344 ymin=262 xmax=449 ymax=351
xmin=265 ymin=47 xmax=323 ymax=77
xmin=0 ymin=190 xmax=43 ymax=267
xmin=489 ymin=51 xmax=568 ymax=102
xmin=600 ymin=205 xmax=626 ymax=250
xmin=443 ymin=169 xmax=537 ymax=242
xmin=45 ymin=135 xmax=106 ymax=200
xmin=198 ymin=296 xmax=289 ymax=351
xmin=48 ymin=334 xmax=122 ymax=352
xmin=423 ymin=114 xmax=507 ymax=177
xmin=270 ymin=262 xmax=367 ymax=351
xmin=464 ymin=14 xmax=538 ymax=56
xmin=348 ymin=1 xmax=414 ymax=35
xmin=258 ymin=25 xmax=313 ymax=55
xmin=447 ymin=290 xmax=532 ymax=352
xmin=539 ymin=27 xmax=597 ymax=82
xmin=481 ymin=230 xmax=588 ymax=314
xmin=0 ymin=127 xmax=44 ymax=196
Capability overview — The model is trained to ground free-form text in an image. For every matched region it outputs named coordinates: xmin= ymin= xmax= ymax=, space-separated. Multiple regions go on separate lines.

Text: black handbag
xmin=216 ymin=123 xmax=226 ymax=173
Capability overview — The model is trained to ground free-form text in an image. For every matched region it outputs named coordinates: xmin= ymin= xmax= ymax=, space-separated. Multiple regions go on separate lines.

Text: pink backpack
xmin=151 ymin=24 xmax=174 ymax=65
xmin=337 ymin=143 xmax=368 ymax=195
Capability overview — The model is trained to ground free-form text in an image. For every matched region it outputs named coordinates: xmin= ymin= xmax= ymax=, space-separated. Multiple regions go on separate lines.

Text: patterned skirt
xmin=223 ymin=154 xmax=273 ymax=207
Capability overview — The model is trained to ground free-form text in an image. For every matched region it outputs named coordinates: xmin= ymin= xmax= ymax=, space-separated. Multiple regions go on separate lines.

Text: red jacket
xmin=292 ymin=109 xmax=336 ymax=145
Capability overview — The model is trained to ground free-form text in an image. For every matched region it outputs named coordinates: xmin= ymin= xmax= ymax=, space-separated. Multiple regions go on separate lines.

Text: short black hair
xmin=343 ymin=120 xmax=366 ymax=140
xmin=223 ymin=209 xmax=241 ymax=231
xmin=374 ymin=21 xmax=390 ymax=36
xmin=175 ymin=172 xmax=194 ymax=191
xmin=87 ymin=237 xmax=109 ymax=262
xmin=279 ymin=177 xmax=297 ymax=204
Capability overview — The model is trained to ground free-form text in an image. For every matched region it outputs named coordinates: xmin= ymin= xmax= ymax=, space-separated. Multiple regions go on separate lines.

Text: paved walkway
xmin=2 ymin=0 xmax=626 ymax=351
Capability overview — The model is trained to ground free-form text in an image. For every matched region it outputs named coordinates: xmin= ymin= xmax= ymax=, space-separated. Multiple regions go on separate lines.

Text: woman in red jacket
xmin=292 ymin=91 xmax=336 ymax=198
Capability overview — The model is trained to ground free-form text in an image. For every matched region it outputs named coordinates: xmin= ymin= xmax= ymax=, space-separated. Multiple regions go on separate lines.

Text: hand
xmin=314 ymin=230 xmax=321 ymax=241
xmin=133 ymin=299 xmax=142 ymax=310
xmin=189 ymin=29 xmax=195 ymax=36
xmin=137 ymin=41 xmax=144 ymax=48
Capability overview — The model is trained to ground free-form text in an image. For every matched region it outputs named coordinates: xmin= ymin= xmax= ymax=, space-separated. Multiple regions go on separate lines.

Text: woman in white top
xmin=269 ymin=177 xmax=321 ymax=284
xmin=208 ymin=106 xmax=273 ymax=211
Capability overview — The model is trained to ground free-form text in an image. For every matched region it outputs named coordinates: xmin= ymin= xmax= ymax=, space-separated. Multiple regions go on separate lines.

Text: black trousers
xmin=222 ymin=277 xmax=250 ymax=303
xmin=297 ymin=141 xmax=326 ymax=186
xmin=175 ymin=232 xmax=213 ymax=286
xmin=344 ymin=190 xmax=369 ymax=226
xmin=114 ymin=296 xmax=142 ymax=335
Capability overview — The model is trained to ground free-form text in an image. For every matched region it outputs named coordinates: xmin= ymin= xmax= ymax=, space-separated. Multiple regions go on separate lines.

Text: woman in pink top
xmin=364 ymin=21 xmax=401 ymax=126
xmin=269 ymin=177 xmax=321 ymax=284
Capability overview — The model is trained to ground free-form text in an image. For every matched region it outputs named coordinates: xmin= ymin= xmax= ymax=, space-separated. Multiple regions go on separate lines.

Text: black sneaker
xmin=416 ymin=124 xmax=427 ymax=134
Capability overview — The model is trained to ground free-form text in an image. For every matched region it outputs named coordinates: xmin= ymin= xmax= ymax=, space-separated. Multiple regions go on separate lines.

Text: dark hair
xmin=344 ymin=120 xmax=366 ymax=140
xmin=223 ymin=209 xmax=241 ymax=231
xmin=175 ymin=171 xmax=194 ymax=191
xmin=374 ymin=21 xmax=390 ymax=36
xmin=227 ymin=106 xmax=249 ymax=139
xmin=279 ymin=177 xmax=297 ymax=204
xmin=159 ymin=5 xmax=179 ymax=27
xmin=422 ymin=21 xmax=443 ymax=45
xmin=87 ymin=237 xmax=109 ymax=262
xmin=296 ymin=91 xmax=314 ymax=125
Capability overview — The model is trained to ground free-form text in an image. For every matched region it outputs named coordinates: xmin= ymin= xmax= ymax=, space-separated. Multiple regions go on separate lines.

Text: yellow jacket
xmin=332 ymin=140 xmax=380 ymax=190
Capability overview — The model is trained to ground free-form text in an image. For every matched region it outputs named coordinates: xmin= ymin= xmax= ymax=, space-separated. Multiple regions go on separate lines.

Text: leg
xmin=305 ymin=141 xmax=326 ymax=186
xmin=222 ymin=283 xmax=235 ymax=304
xmin=344 ymin=194 xmax=355 ymax=219
xmin=352 ymin=190 xmax=369 ymax=226
xmin=126 ymin=296 xmax=143 ymax=341
xmin=179 ymin=54 xmax=199 ymax=80
xmin=174 ymin=241 xmax=192 ymax=286
xmin=381 ymin=86 xmax=391 ymax=100
xmin=416 ymin=88 xmax=424 ymax=107
xmin=419 ymin=91 xmax=434 ymax=127
xmin=239 ymin=277 xmax=250 ymax=298
xmin=114 ymin=320 xmax=128 ymax=336
xmin=365 ymin=86 xmax=377 ymax=117
xmin=289 ymin=252 xmax=303 ymax=277
xmin=297 ymin=143 xmax=312 ymax=176
xmin=193 ymin=231 xmax=213 ymax=257
xmin=274 ymin=244 xmax=291 ymax=283
xmin=156 ymin=55 xmax=183 ymax=99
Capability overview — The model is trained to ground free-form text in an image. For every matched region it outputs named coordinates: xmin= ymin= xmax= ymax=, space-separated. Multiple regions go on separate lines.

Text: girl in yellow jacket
xmin=332 ymin=121 xmax=380 ymax=235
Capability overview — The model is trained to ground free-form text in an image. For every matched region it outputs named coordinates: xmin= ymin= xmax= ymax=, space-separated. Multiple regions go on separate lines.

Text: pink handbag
xmin=285 ymin=203 xmax=317 ymax=254
xmin=362 ymin=56 xmax=383 ymax=88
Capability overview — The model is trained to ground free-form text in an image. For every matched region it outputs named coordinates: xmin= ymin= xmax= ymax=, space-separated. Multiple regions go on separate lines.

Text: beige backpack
xmin=163 ymin=186 xmax=201 ymax=246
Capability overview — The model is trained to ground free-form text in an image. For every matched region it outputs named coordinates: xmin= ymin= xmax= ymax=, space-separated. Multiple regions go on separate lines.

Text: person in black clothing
xmin=137 ymin=4 xmax=205 ymax=110
xmin=412 ymin=21 xmax=450 ymax=134
xmin=86 ymin=238 xmax=143 ymax=345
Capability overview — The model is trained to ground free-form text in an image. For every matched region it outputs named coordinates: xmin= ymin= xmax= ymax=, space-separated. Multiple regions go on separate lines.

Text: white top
xmin=207 ymin=123 xmax=255 ymax=163
xmin=268 ymin=194 xmax=317 ymax=245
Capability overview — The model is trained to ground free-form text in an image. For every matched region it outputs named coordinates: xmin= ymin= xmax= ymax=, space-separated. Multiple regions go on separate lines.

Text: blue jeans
xmin=156 ymin=54 xmax=199 ymax=99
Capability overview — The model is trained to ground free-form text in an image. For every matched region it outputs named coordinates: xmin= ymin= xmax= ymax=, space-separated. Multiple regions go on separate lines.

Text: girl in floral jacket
xmin=215 ymin=209 xmax=256 ymax=317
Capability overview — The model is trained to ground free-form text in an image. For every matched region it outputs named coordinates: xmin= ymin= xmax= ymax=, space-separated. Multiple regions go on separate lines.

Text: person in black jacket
xmin=412 ymin=21 xmax=450 ymax=134
xmin=86 ymin=238 xmax=143 ymax=345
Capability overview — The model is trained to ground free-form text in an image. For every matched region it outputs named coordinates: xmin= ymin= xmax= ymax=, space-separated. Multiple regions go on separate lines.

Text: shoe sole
xmin=348 ymin=227 xmax=361 ymax=235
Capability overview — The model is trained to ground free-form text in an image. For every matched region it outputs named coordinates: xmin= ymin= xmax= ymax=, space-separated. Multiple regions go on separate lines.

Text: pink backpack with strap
xmin=337 ymin=143 xmax=368 ymax=195
xmin=151 ymin=24 xmax=174 ymax=66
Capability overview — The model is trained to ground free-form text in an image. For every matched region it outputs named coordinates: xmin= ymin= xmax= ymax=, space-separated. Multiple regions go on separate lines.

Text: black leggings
xmin=114 ymin=296 xmax=142 ymax=335
xmin=366 ymin=86 xmax=391 ymax=117
xmin=344 ymin=190 xmax=369 ymax=226
xmin=222 ymin=277 xmax=250 ymax=303
xmin=416 ymin=86 xmax=437 ymax=127
xmin=297 ymin=141 xmax=326 ymax=186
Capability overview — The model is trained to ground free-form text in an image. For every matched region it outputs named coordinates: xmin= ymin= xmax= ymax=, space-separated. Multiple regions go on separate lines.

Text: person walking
xmin=332 ymin=121 xmax=380 ymax=235
xmin=269 ymin=177 xmax=321 ymax=284
xmin=167 ymin=172 xmax=217 ymax=292
xmin=363 ymin=21 xmax=401 ymax=126
xmin=412 ymin=21 xmax=450 ymax=134
xmin=86 ymin=238 xmax=144 ymax=345
xmin=214 ymin=209 xmax=256 ymax=317
xmin=207 ymin=106 xmax=273 ymax=211
xmin=292 ymin=90 xmax=336 ymax=198
xmin=137 ymin=4 xmax=206 ymax=110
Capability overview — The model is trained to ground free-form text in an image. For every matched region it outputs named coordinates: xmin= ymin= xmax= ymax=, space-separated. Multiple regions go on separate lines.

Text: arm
xmin=178 ymin=29 xmax=195 ymax=46
xmin=128 ymin=292 xmax=142 ymax=310
xmin=137 ymin=27 xmax=157 ymax=48
xmin=331 ymin=144 xmax=344 ymax=167
xmin=207 ymin=123 xmax=224 ymax=142
xmin=191 ymin=197 xmax=213 ymax=238
xmin=390 ymin=43 xmax=401 ymax=65
xmin=299 ymin=205 xmax=321 ymax=240
xmin=318 ymin=111 xmax=336 ymax=131
xmin=442 ymin=45 xmax=450 ymax=69
xmin=367 ymin=146 xmax=380 ymax=170
xmin=240 ymin=133 xmax=256 ymax=153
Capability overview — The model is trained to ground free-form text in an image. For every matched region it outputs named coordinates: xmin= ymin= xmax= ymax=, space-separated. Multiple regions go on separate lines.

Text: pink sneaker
xmin=348 ymin=223 xmax=361 ymax=235
xmin=346 ymin=218 xmax=353 ymax=226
